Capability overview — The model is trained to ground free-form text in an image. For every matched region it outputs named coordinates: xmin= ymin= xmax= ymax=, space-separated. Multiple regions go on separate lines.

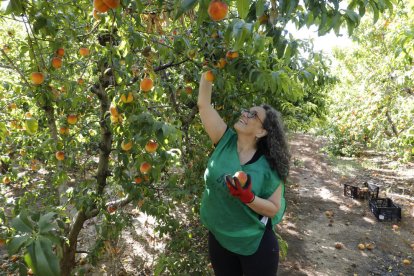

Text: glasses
xmin=241 ymin=109 xmax=263 ymax=125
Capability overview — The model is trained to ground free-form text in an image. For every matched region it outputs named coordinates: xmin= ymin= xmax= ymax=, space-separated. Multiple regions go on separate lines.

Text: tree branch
xmin=0 ymin=49 xmax=31 ymax=86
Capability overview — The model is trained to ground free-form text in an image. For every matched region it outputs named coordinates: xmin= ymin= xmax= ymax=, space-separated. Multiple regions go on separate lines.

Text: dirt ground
xmin=277 ymin=133 xmax=414 ymax=276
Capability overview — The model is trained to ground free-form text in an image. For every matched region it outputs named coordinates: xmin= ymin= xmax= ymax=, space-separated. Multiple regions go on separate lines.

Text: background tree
xmin=322 ymin=0 xmax=414 ymax=161
xmin=0 ymin=0 xmax=392 ymax=274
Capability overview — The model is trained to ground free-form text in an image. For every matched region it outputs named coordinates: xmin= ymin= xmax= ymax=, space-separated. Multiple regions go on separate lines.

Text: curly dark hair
xmin=257 ymin=104 xmax=290 ymax=182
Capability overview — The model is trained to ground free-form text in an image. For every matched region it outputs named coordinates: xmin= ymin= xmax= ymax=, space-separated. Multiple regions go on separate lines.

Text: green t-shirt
xmin=200 ymin=128 xmax=286 ymax=255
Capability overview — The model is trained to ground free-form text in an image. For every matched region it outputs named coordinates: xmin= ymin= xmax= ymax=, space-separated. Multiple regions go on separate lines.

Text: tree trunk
xmin=59 ymin=71 xmax=113 ymax=275
xmin=385 ymin=110 xmax=398 ymax=137
xmin=43 ymin=102 xmax=58 ymax=141
xmin=60 ymin=211 xmax=87 ymax=276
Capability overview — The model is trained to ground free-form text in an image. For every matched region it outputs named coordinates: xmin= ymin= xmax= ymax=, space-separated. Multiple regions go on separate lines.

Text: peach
xmin=109 ymin=103 xmax=119 ymax=117
xmin=93 ymin=0 xmax=110 ymax=13
xmin=140 ymin=162 xmax=151 ymax=174
xmin=79 ymin=47 xmax=90 ymax=57
xmin=205 ymin=70 xmax=215 ymax=82
xmin=185 ymin=86 xmax=193 ymax=95
xmin=140 ymin=78 xmax=153 ymax=92
xmin=103 ymin=0 xmax=120 ymax=9
xmin=121 ymin=140 xmax=133 ymax=151
xmin=2 ymin=176 xmax=11 ymax=185
xmin=120 ymin=92 xmax=134 ymax=103
xmin=107 ymin=205 xmax=117 ymax=213
xmin=3 ymin=44 xmax=11 ymax=53
xmin=30 ymin=72 xmax=45 ymax=85
xmin=226 ymin=51 xmax=239 ymax=59
xmin=55 ymin=151 xmax=65 ymax=161
xmin=215 ymin=58 xmax=226 ymax=69
xmin=145 ymin=140 xmax=158 ymax=153
xmin=51 ymin=57 xmax=62 ymax=69
xmin=234 ymin=171 xmax=248 ymax=186
xmin=135 ymin=176 xmax=143 ymax=184
xmin=67 ymin=114 xmax=78 ymax=125
xmin=208 ymin=0 xmax=228 ymax=21
xmin=402 ymin=259 xmax=411 ymax=265
xmin=93 ymin=9 xmax=100 ymax=20
xmin=59 ymin=127 xmax=70 ymax=135
xmin=56 ymin=48 xmax=65 ymax=57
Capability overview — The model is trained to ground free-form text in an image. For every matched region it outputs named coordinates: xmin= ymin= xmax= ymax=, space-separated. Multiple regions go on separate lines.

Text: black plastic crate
xmin=369 ymin=198 xmax=402 ymax=221
xmin=343 ymin=182 xmax=379 ymax=200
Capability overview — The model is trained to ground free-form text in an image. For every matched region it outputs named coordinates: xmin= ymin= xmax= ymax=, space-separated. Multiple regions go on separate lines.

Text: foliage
xmin=0 ymin=0 xmax=392 ymax=274
xmin=322 ymin=0 xmax=414 ymax=161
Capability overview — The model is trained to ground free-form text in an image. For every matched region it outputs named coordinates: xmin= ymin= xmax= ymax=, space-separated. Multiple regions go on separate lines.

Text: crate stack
xmin=343 ymin=181 xmax=401 ymax=221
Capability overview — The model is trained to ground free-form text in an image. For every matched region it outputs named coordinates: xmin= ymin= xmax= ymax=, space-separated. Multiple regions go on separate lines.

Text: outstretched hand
xmin=225 ymin=174 xmax=255 ymax=204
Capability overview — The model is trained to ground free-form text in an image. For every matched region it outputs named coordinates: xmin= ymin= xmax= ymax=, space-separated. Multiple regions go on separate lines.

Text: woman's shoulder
xmin=214 ymin=127 xmax=236 ymax=147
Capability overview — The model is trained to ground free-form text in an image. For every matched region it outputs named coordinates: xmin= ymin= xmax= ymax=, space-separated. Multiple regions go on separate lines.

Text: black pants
xmin=208 ymin=228 xmax=279 ymax=276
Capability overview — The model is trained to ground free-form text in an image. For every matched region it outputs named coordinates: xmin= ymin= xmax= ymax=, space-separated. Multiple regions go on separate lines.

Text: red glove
xmin=225 ymin=174 xmax=255 ymax=204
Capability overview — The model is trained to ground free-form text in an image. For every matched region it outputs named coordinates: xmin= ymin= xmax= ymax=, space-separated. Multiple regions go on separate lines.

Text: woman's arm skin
xmin=247 ymin=185 xmax=282 ymax=218
xmin=197 ymin=72 xmax=227 ymax=145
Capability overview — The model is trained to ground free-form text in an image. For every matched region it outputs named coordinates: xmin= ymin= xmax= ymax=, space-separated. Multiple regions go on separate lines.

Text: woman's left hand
xmin=225 ymin=174 xmax=255 ymax=204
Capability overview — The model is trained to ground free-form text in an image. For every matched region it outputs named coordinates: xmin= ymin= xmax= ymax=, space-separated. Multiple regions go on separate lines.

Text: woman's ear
xmin=256 ymin=129 xmax=268 ymax=139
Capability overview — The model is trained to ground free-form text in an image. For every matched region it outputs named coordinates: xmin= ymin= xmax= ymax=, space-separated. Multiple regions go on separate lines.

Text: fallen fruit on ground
xmin=335 ymin=242 xmax=343 ymax=249
xmin=365 ymin=243 xmax=375 ymax=250
xmin=402 ymin=259 xmax=411 ymax=265
xmin=107 ymin=205 xmax=117 ymax=213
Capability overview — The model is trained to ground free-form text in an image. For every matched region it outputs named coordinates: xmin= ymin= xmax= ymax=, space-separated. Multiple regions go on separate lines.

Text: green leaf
xmin=237 ymin=0 xmax=250 ymax=19
xmin=0 ymin=122 xmax=7 ymax=141
xmin=197 ymin=0 xmax=209 ymax=25
xmin=25 ymin=243 xmax=37 ymax=274
xmin=33 ymin=239 xmax=55 ymax=276
xmin=33 ymin=16 xmax=48 ymax=35
xmin=11 ymin=213 xmax=33 ymax=234
xmin=344 ymin=9 xmax=359 ymax=23
xmin=38 ymin=237 xmax=61 ymax=276
xmin=4 ymin=0 xmax=24 ymax=15
xmin=256 ymin=0 xmax=266 ymax=17
xmin=175 ymin=0 xmax=198 ymax=20
xmin=38 ymin=212 xmax=57 ymax=234
xmin=371 ymin=2 xmax=379 ymax=23
xmin=7 ymin=235 xmax=31 ymax=255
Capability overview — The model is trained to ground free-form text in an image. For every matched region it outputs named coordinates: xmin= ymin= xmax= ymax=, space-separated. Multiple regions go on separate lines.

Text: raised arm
xmin=197 ymin=72 xmax=227 ymax=144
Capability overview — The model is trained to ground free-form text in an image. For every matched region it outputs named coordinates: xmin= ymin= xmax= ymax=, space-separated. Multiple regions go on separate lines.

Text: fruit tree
xmin=0 ymin=0 xmax=392 ymax=274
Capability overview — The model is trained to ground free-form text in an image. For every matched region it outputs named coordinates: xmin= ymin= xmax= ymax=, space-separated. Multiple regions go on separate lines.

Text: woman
xmin=197 ymin=72 xmax=290 ymax=275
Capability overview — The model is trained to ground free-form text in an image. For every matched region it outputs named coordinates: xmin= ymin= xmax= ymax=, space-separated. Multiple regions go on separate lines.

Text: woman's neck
xmin=237 ymin=134 xmax=257 ymax=154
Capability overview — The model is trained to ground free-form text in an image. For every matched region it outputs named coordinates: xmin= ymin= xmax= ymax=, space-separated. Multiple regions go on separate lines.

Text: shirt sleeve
xmin=214 ymin=127 xmax=234 ymax=150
